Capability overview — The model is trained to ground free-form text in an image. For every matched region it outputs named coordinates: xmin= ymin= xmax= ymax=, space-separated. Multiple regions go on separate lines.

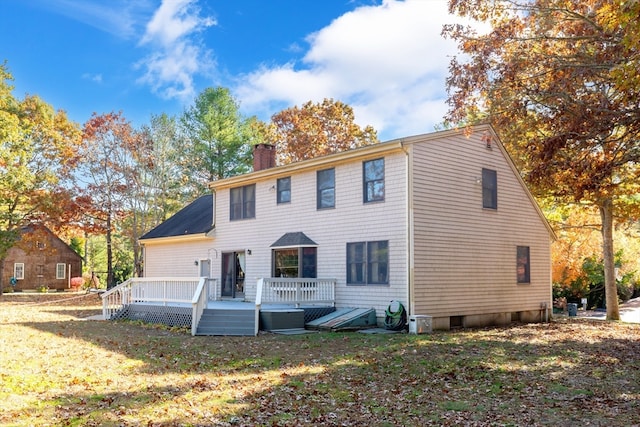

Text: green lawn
xmin=1 ymin=293 xmax=638 ymax=426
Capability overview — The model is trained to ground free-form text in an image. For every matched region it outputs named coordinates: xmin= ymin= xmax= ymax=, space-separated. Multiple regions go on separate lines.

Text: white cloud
xmin=137 ymin=0 xmax=216 ymax=101
xmin=235 ymin=0 xmax=477 ymax=141
xmin=82 ymin=73 xmax=103 ymax=84
xmin=44 ymin=0 xmax=152 ymax=39
xmin=141 ymin=0 xmax=216 ymax=46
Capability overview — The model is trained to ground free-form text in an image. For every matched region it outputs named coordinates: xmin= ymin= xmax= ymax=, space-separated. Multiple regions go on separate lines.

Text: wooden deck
xmin=101 ymin=278 xmax=337 ymax=336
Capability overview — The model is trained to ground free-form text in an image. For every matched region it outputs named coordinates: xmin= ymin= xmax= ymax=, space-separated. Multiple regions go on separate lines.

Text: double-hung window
xmin=317 ymin=168 xmax=335 ymax=209
xmin=14 ymin=263 xmax=24 ymax=280
xmin=346 ymin=240 xmax=389 ymax=285
xmin=363 ymin=158 xmax=384 ymax=203
xmin=517 ymin=246 xmax=530 ymax=284
xmin=230 ymin=184 xmax=255 ymax=220
xmin=277 ymin=177 xmax=291 ymax=204
xmin=56 ymin=263 xmax=66 ymax=279
xmin=482 ymin=168 xmax=497 ymax=209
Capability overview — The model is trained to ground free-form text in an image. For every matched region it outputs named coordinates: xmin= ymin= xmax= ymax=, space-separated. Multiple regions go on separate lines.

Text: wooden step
xmin=196 ymin=308 xmax=256 ymax=336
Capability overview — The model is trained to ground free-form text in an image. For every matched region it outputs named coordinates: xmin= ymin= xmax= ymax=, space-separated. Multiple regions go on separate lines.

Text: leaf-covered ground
xmin=0 ymin=293 xmax=638 ymax=426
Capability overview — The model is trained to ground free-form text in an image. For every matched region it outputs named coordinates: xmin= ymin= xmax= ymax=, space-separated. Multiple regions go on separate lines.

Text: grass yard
xmin=0 ymin=293 xmax=638 ymax=426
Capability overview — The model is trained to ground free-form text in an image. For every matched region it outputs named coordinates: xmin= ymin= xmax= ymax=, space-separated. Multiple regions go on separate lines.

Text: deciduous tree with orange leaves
xmin=271 ymin=98 xmax=378 ymax=164
xmin=77 ymin=112 xmax=148 ymax=288
xmin=445 ymin=0 xmax=640 ymax=320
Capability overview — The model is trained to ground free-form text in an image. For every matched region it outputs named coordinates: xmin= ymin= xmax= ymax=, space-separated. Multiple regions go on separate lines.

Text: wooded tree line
xmin=0 ymin=72 xmax=377 ymax=292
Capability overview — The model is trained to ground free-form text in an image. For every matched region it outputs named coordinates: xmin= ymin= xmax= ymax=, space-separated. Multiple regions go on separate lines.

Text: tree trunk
xmin=0 ymin=257 xmax=4 ymax=298
xmin=106 ymin=213 xmax=114 ymax=289
xmin=599 ymin=198 xmax=620 ymax=320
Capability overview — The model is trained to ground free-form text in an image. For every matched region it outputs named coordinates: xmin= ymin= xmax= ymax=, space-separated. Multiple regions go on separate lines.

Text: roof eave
xmin=209 ymin=141 xmax=404 ymax=190
xmin=139 ymin=232 xmax=213 ymax=245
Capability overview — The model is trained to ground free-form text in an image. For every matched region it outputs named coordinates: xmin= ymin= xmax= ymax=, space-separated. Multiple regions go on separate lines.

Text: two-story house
xmin=140 ymin=124 xmax=554 ymax=330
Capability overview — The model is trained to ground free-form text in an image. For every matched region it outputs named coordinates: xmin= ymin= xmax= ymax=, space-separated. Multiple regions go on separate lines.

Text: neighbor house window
xmin=317 ymin=168 xmax=335 ymax=209
xmin=482 ymin=168 xmax=497 ymax=209
xmin=277 ymin=177 xmax=291 ymax=204
xmin=273 ymin=247 xmax=317 ymax=278
xmin=347 ymin=240 xmax=389 ymax=285
xmin=56 ymin=263 xmax=66 ymax=280
xmin=363 ymin=158 xmax=385 ymax=203
xmin=230 ymin=184 xmax=255 ymax=220
xmin=14 ymin=263 xmax=24 ymax=280
xmin=517 ymin=246 xmax=530 ymax=284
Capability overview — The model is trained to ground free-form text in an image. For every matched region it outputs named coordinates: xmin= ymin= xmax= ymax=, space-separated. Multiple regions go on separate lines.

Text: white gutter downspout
xmin=401 ymin=140 xmax=414 ymax=316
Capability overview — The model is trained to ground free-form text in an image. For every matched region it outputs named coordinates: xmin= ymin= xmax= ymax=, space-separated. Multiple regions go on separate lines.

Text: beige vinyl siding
xmin=211 ymin=150 xmax=408 ymax=317
xmin=143 ymin=237 xmax=214 ymax=278
xmin=409 ymin=130 xmax=552 ymax=318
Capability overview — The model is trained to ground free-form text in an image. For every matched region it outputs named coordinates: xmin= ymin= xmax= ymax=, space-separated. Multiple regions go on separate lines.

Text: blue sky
xmin=1 ymin=0 xmax=473 ymax=141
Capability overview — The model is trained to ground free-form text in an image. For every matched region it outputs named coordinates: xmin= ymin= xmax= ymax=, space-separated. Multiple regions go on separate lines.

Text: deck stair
xmin=196 ymin=307 xmax=256 ymax=336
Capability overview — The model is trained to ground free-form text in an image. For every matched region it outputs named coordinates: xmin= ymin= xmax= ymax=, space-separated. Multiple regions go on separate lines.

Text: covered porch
xmin=101 ymin=277 xmax=337 ymax=336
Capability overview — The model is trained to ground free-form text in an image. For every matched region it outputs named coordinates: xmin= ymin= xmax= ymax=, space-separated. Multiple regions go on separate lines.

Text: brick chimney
xmin=253 ymin=143 xmax=276 ymax=172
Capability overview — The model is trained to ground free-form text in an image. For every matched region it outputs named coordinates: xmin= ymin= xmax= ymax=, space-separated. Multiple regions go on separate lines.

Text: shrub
xmin=573 ymin=251 xmax=637 ymax=309
xmin=70 ymin=277 xmax=85 ymax=290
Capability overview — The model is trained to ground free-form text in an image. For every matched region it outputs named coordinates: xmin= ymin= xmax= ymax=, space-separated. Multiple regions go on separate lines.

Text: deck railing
xmin=206 ymin=277 xmax=220 ymax=301
xmin=255 ymin=278 xmax=336 ymax=307
xmin=190 ymin=278 xmax=209 ymax=336
xmin=101 ymin=277 xmax=215 ymax=321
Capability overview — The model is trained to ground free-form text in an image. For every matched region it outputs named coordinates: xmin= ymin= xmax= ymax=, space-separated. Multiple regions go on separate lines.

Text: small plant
xmin=37 ymin=285 xmax=49 ymax=293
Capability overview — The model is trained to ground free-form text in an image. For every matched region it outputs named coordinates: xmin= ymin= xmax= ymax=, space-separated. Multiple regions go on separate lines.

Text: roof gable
xmin=141 ymin=194 xmax=213 ymax=240
xmin=18 ymin=224 xmax=83 ymax=261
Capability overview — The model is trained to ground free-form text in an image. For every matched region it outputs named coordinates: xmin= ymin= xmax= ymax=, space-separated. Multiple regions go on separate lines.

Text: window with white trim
xmin=56 ymin=263 xmax=66 ymax=280
xmin=14 ymin=263 xmax=24 ymax=280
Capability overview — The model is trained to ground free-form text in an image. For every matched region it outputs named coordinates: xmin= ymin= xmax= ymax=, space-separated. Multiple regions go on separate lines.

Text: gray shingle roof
xmin=270 ymin=232 xmax=318 ymax=248
xmin=140 ymin=194 xmax=213 ymax=240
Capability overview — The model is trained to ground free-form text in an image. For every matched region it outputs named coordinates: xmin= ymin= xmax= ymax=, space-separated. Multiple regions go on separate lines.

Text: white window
xmin=14 ymin=263 xmax=24 ymax=280
xmin=56 ymin=263 xmax=66 ymax=280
